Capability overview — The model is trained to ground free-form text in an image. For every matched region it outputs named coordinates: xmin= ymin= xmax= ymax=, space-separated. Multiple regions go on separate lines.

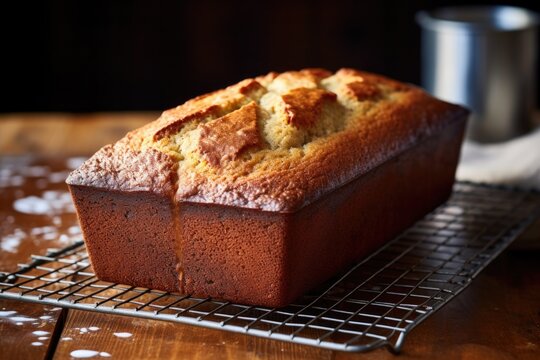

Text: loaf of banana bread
xmin=67 ymin=68 xmax=468 ymax=307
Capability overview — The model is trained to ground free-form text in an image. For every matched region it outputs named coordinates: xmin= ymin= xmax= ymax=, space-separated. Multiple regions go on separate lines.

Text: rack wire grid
xmin=1 ymin=182 xmax=539 ymax=353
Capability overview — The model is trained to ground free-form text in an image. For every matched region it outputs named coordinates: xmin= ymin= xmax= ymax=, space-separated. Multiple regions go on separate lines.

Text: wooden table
xmin=1 ymin=113 xmax=539 ymax=359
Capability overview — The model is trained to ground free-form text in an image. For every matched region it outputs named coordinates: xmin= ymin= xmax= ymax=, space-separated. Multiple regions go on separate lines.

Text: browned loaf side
xmin=67 ymin=68 xmax=468 ymax=307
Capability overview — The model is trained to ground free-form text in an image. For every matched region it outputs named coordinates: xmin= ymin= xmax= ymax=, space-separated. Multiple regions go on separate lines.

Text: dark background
xmin=1 ymin=0 xmax=539 ymax=113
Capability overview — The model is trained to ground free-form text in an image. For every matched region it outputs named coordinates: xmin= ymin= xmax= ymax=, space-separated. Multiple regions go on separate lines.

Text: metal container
xmin=417 ymin=6 xmax=539 ymax=142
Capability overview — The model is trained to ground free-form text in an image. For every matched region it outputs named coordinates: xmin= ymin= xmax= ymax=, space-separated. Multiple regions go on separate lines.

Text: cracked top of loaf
xmin=67 ymin=68 xmax=467 ymax=212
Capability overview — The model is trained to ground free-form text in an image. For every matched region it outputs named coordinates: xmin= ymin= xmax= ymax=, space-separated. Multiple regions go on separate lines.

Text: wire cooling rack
xmin=1 ymin=182 xmax=539 ymax=353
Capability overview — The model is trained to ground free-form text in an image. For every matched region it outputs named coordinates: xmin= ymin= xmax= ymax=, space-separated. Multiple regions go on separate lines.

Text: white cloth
xmin=456 ymin=128 xmax=540 ymax=190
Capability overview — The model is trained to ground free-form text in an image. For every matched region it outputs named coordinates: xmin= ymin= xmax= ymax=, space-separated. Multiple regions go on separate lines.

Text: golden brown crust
xmin=345 ymin=81 xmax=381 ymax=101
xmin=237 ymin=79 xmax=265 ymax=95
xmin=198 ymin=102 xmax=261 ymax=166
xmin=67 ymin=68 xmax=468 ymax=212
xmin=153 ymin=104 xmax=222 ymax=141
xmin=66 ymin=140 xmax=178 ymax=197
xmin=281 ymin=88 xmax=337 ymax=128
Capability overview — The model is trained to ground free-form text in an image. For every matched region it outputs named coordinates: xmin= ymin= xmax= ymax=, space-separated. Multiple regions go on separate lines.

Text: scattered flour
xmin=13 ymin=196 xmax=50 ymax=214
xmin=1 ymin=229 xmax=26 ymax=253
xmin=42 ymin=232 xmax=57 ymax=240
xmin=2 ymin=214 xmax=81 ymax=254
xmin=66 ymin=157 xmax=87 ymax=170
xmin=0 ymin=168 xmax=12 ymax=177
xmin=32 ymin=330 xmax=50 ymax=336
xmin=69 ymin=350 xmax=111 ymax=358
xmin=13 ymin=190 xmax=74 ymax=215
xmin=0 ymin=311 xmax=17 ymax=317
xmin=9 ymin=316 xmax=37 ymax=322
xmin=68 ymin=226 xmax=82 ymax=235
xmin=58 ymin=234 xmax=70 ymax=243
xmin=30 ymin=226 xmax=56 ymax=236
xmin=48 ymin=171 xmax=70 ymax=183
xmin=23 ymin=166 xmax=50 ymax=177
xmin=70 ymin=350 xmax=99 ymax=358
xmin=113 ymin=332 xmax=132 ymax=339
xmin=0 ymin=174 xmax=25 ymax=187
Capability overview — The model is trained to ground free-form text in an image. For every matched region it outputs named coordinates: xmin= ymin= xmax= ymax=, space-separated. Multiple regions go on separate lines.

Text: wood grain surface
xmin=0 ymin=114 xmax=539 ymax=359
xmin=0 ymin=113 xmax=156 ymax=156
